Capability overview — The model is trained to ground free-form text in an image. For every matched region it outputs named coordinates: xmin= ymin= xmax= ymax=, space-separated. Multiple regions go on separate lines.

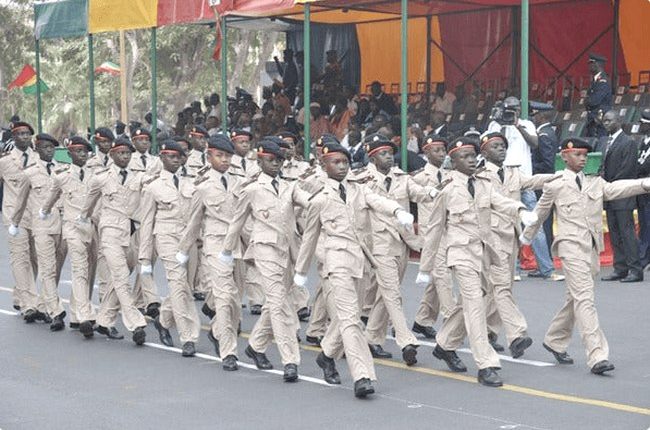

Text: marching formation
xmin=2 ymin=120 xmax=649 ymax=399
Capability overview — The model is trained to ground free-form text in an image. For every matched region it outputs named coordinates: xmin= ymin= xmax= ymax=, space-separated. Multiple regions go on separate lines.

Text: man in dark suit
xmin=585 ymin=53 xmax=612 ymax=138
xmin=370 ymin=81 xmax=398 ymax=116
xmin=600 ymin=110 xmax=643 ymax=282
xmin=636 ymin=109 xmax=650 ymax=269
xmin=274 ymin=49 xmax=298 ymax=102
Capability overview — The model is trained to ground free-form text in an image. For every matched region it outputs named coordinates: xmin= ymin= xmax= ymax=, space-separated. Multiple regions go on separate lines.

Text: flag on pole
xmin=95 ymin=61 xmax=121 ymax=76
xmin=8 ymin=64 xmax=49 ymax=94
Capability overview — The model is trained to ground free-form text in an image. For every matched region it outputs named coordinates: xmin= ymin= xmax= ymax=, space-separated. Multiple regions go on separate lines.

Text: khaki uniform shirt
xmin=85 ymin=152 xmax=112 ymax=171
xmin=128 ymin=152 xmax=163 ymax=175
xmin=0 ymin=147 xmax=35 ymax=227
xmin=281 ymin=159 xmax=310 ymax=180
xmin=13 ymin=160 xmax=63 ymax=235
xmin=412 ymin=163 xmax=448 ymax=235
xmin=185 ymin=149 xmax=206 ymax=176
xmin=230 ymin=153 xmax=261 ymax=178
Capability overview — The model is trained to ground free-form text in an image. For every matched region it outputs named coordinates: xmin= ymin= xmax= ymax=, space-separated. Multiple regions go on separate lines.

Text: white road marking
xmin=0 ymin=309 xmax=19 ymax=316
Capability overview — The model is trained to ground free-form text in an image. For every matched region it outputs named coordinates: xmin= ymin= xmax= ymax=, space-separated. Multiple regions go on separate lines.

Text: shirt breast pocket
xmin=157 ymin=199 xmax=174 ymax=211
xmin=448 ymin=200 xmax=472 ymax=223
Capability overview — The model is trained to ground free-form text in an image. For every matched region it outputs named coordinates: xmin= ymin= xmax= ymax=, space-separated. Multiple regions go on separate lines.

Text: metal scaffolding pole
xmin=151 ymin=27 xmax=158 ymax=152
xmin=35 ymin=38 xmax=43 ymax=134
xmin=221 ymin=16 xmax=228 ymax=133
xmin=400 ymin=0 xmax=408 ymax=170
xmin=303 ymin=3 xmax=311 ymax=160
xmin=88 ymin=34 xmax=96 ymax=141
xmin=520 ymin=0 xmax=529 ymax=119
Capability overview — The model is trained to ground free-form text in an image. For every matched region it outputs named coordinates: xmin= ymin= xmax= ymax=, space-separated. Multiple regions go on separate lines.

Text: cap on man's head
xmin=263 ymin=135 xmax=290 ymax=149
xmin=640 ymin=108 xmax=650 ymax=124
xmin=321 ymin=142 xmax=351 ymax=162
xmin=529 ymin=100 xmax=554 ymax=116
xmin=421 ymin=135 xmax=448 ymax=152
xmin=277 ymin=131 xmax=297 ymax=143
xmin=207 ymin=134 xmax=235 ymax=154
xmin=132 ymin=128 xmax=151 ymax=140
xmin=309 ymin=102 xmax=321 ymax=108
xmin=315 ymin=134 xmax=339 ymax=148
xmin=447 ymin=136 xmax=480 ymax=155
xmin=66 ymin=136 xmax=93 ymax=151
xmin=588 ymin=53 xmax=607 ymax=64
xmin=110 ymin=136 xmax=135 ymax=152
xmin=35 ymin=133 xmax=60 ymax=146
xmin=10 ymin=121 xmax=35 ymax=135
xmin=480 ymin=132 xmax=508 ymax=150
xmin=173 ymin=135 xmax=190 ymax=146
xmin=230 ymin=129 xmax=253 ymax=141
xmin=256 ymin=140 xmax=285 ymax=159
xmin=364 ymin=133 xmax=397 ymax=156
xmin=159 ymin=140 xmax=186 ymax=156
xmin=95 ymin=127 xmax=115 ymax=142
xmin=189 ymin=125 xmax=209 ymax=138
xmin=560 ymin=137 xmax=592 ymax=153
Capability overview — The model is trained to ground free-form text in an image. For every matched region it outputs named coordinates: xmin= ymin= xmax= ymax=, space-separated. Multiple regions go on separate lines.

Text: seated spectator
xmin=370 ymin=80 xmax=398 ymax=116
xmin=431 ymin=82 xmax=456 ymax=115
xmin=452 ymin=84 xmax=478 ymax=117
xmin=330 ymin=96 xmax=354 ymax=141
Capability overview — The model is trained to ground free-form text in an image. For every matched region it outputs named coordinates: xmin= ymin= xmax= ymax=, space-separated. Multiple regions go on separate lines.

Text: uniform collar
xmin=562 ymin=168 xmax=585 ymax=182
xmin=424 ymin=162 xmax=441 ymax=175
xmin=160 ymin=169 xmax=177 ymax=180
xmin=536 ymin=122 xmax=551 ymax=133
xmin=484 ymin=161 xmax=501 ymax=172
xmin=594 ymin=71 xmax=602 ymax=81
xmin=610 ymin=128 xmax=623 ymax=141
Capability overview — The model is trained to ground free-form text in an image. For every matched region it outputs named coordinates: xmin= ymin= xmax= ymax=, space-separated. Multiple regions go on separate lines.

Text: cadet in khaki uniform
xmin=139 ymin=140 xmax=200 ymax=357
xmin=412 ymin=135 xmax=454 ymax=339
xmin=521 ymin=137 xmax=650 ymax=375
xmin=229 ymin=129 xmax=261 ymax=178
xmin=418 ymin=137 xmax=536 ymax=387
xmin=361 ymin=133 xmax=440 ymax=365
xmin=1 ymin=122 xmax=41 ymax=319
xmin=41 ymin=136 xmax=97 ymax=337
xmin=220 ymin=140 xmax=308 ymax=383
xmin=185 ymin=125 xmax=208 ymax=176
xmin=13 ymin=133 xmax=68 ymax=331
xmin=79 ymin=137 xmax=149 ymax=345
xmin=128 ymin=128 xmax=163 ymax=174
xmin=178 ymin=135 xmax=244 ymax=371
xmin=294 ymin=142 xmax=414 ymax=398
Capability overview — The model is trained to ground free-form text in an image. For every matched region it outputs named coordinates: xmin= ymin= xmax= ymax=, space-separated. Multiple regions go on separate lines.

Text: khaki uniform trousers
xmin=130 ymin=229 xmax=159 ymax=308
xmin=320 ymin=271 xmax=377 ymax=381
xmin=156 ymin=233 xmax=200 ymax=344
xmin=248 ymin=258 xmax=300 ymax=366
xmin=436 ymin=263 xmax=501 ymax=370
xmin=33 ymin=232 xmax=67 ymax=318
xmin=365 ymin=246 xmax=419 ymax=349
xmin=544 ymin=249 xmax=609 ymax=368
xmin=93 ymin=225 xmax=110 ymax=303
xmin=243 ymin=261 xmax=265 ymax=307
xmin=414 ymin=246 xmax=456 ymax=327
xmin=305 ymin=257 xmax=328 ymax=338
xmin=7 ymin=226 xmax=40 ymax=311
xmin=96 ymin=237 xmax=147 ymax=331
xmin=66 ymin=231 xmax=97 ymax=323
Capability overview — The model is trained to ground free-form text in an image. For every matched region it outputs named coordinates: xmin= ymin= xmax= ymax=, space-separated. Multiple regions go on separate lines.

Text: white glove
xmin=642 ymin=178 xmax=650 ymax=190
xmin=75 ymin=214 xmax=89 ymax=224
xmin=140 ymin=264 xmax=153 ymax=275
xmin=428 ymin=188 xmax=439 ymax=199
xmin=38 ymin=208 xmax=50 ymax=220
xmin=396 ymin=209 xmax=414 ymax=228
xmin=518 ymin=233 xmax=532 ymax=246
xmin=415 ymin=271 xmax=431 ymax=285
xmin=7 ymin=224 xmax=19 ymax=237
xmin=293 ymin=273 xmax=307 ymax=287
xmin=175 ymin=251 xmax=189 ymax=266
xmin=520 ymin=210 xmax=538 ymax=227
xmin=218 ymin=251 xmax=234 ymax=266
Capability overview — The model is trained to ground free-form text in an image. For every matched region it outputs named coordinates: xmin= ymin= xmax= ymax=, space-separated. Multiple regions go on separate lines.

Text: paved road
xmin=0 ymin=229 xmax=648 ymax=430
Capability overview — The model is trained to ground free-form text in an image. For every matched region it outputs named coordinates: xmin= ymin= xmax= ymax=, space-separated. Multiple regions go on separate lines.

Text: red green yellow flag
xmin=8 ymin=64 xmax=49 ymax=94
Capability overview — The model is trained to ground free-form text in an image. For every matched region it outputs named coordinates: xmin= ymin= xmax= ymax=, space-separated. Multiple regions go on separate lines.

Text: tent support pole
xmin=35 ymin=38 xmax=43 ymax=134
xmin=611 ymin=0 xmax=619 ymax=90
xmin=425 ymin=15 xmax=432 ymax=111
xmin=88 ymin=34 xmax=96 ymax=142
xmin=400 ymin=0 xmax=407 ymax=171
xmin=151 ymin=27 xmax=158 ymax=152
xmin=303 ymin=3 xmax=311 ymax=160
xmin=221 ymin=16 xmax=228 ymax=133
xmin=510 ymin=6 xmax=519 ymax=90
xmin=520 ymin=0 xmax=529 ymax=119
xmin=119 ymin=30 xmax=128 ymax=123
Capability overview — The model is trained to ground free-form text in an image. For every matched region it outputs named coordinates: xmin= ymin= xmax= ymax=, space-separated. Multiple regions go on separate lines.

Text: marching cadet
xmin=139 ymin=140 xmax=200 ymax=357
xmin=412 ymin=135 xmax=454 ymax=339
xmin=78 ymin=137 xmax=150 ymax=345
xmin=1 ymin=121 xmax=41 ymax=319
xmin=277 ymin=131 xmax=310 ymax=180
xmin=174 ymin=136 xmax=191 ymax=176
xmin=86 ymin=127 xmax=114 ymax=169
xmin=12 ymin=133 xmax=68 ymax=331
xmin=128 ymin=127 xmax=163 ymax=174
xmin=219 ymin=140 xmax=308 ymax=383
xmin=230 ymin=129 xmax=260 ymax=178
xmin=521 ymin=137 xmax=650 ymax=375
xmin=177 ymin=134 xmax=244 ymax=371
xmin=41 ymin=136 xmax=98 ymax=337
xmin=361 ymin=133 xmax=441 ymax=366
xmin=417 ymin=137 xmax=537 ymax=387
xmin=293 ymin=142 xmax=415 ymax=397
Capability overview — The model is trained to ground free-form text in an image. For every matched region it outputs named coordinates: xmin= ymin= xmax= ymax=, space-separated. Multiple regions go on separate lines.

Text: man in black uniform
xmin=274 ymin=49 xmax=298 ymax=103
xmin=636 ymin=109 xmax=650 ymax=269
xmin=585 ymin=53 xmax=612 ymax=138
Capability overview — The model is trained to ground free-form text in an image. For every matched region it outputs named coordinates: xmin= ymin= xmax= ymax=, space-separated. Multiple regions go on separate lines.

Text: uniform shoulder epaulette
xmin=409 ymin=167 xmax=424 ymax=176
xmin=194 ymin=174 xmax=210 ymax=186
xmin=130 ymin=167 xmax=146 ymax=172
xmin=142 ymin=174 xmax=160 ymax=186
xmin=348 ymin=175 xmax=374 ymax=184
xmin=23 ymin=162 xmax=37 ymax=171
xmin=181 ymin=173 xmax=196 ymax=178
xmin=94 ymin=167 xmax=110 ymax=175
xmin=307 ymin=186 xmax=325 ymax=201
xmin=54 ymin=165 xmax=71 ymax=175
xmin=436 ymin=177 xmax=453 ymax=191
xmin=392 ymin=167 xmax=408 ymax=176
xmin=351 ymin=166 xmax=367 ymax=175
xmin=229 ymin=163 xmax=243 ymax=170
xmin=240 ymin=172 xmax=261 ymax=189
xmin=474 ymin=167 xmax=488 ymax=178
xmin=546 ymin=174 xmax=564 ymax=183
xmin=505 ymin=165 xmax=520 ymax=169
xmin=299 ymin=169 xmax=317 ymax=180
xmin=281 ymin=176 xmax=298 ymax=182
xmin=197 ymin=165 xmax=211 ymax=177
xmin=229 ymin=171 xmax=245 ymax=177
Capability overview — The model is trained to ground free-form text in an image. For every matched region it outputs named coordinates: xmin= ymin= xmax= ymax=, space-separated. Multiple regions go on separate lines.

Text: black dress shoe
xmin=69 ymin=322 xmax=80 ymax=330
xmin=283 ymin=363 xmax=299 ymax=382
xmin=245 ymin=345 xmax=273 ymax=369
xmin=96 ymin=325 xmax=124 ymax=339
xmin=509 ymin=336 xmax=533 ymax=359
xmin=402 ymin=344 xmax=418 ymax=366
xmin=620 ymin=273 xmax=643 ymax=283
xmin=193 ymin=292 xmax=206 ymax=301
xmin=79 ymin=321 xmax=94 ymax=338
xmin=249 ymin=304 xmax=262 ymax=315
xmin=201 ymin=303 xmax=216 ymax=319
xmin=182 ymin=341 xmax=196 ymax=357
xmin=542 ymin=343 xmax=574 ymax=364
xmin=354 ymin=378 xmax=375 ymax=398
xmin=13 ymin=304 xmax=21 ymax=311
xmin=305 ymin=335 xmax=322 ymax=346
xmin=591 ymin=360 xmax=615 ymax=375
xmin=50 ymin=312 xmax=66 ymax=332
xmin=488 ymin=332 xmax=505 ymax=352
xmin=154 ymin=317 xmax=173 ymax=347
xmin=222 ymin=355 xmax=238 ymax=371
xmin=432 ymin=344 xmax=467 ymax=372
xmin=297 ymin=307 xmax=310 ymax=322
xmin=601 ymin=272 xmax=627 ymax=281
xmin=477 ymin=367 xmax=503 ymax=387
xmin=412 ymin=322 xmax=437 ymax=339
xmin=145 ymin=302 xmax=160 ymax=319
xmin=316 ymin=352 xmax=341 ymax=384
xmin=360 ymin=316 xmax=368 ymax=326
xmin=132 ymin=326 xmax=146 ymax=345
xmin=207 ymin=330 xmax=220 ymax=357
xmin=369 ymin=344 xmax=393 ymax=359
xmin=34 ymin=310 xmax=51 ymax=323
xmin=23 ymin=309 xmax=38 ymax=323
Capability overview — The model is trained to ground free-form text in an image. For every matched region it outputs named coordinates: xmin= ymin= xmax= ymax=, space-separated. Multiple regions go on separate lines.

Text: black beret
xmin=207 ymin=134 xmax=235 ymax=154
xmin=315 ymin=133 xmax=339 ymax=148
xmin=277 ymin=131 xmax=297 ymax=143
xmin=110 ymin=136 xmax=135 ymax=152
xmin=35 ymin=133 xmax=60 ymax=146
xmin=94 ymin=127 xmax=115 ymax=142
xmin=447 ymin=136 xmax=480 ymax=155
xmin=66 ymin=136 xmax=93 ymax=151
xmin=10 ymin=121 xmax=34 ymax=135
xmin=480 ymin=132 xmax=508 ymax=149
xmin=421 ymin=134 xmax=448 ymax=151
xmin=230 ymin=129 xmax=253 ymax=140
xmin=529 ymin=100 xmax=554 ymax=115
xmin=588 ymin=53 xmax=606 ymax=63
xmin=560 ymin=137 xmax=592 ymax=152
xmin=364 ymin=133 xmax=397 ymax=156
xmin=188 ymin=125 xmax=209 ymax=137
xmin=263 ymin=135 xmax=290 ymax=149
xmin=173 ymin=135 xmax=191 ymax=145
xmin=132 ymin=128 xmax=151 ymax=139
xmin=256 ymin=140 xmax=285 ymax=159
xmin=159 ymin=140 xmax=186 ymax=156
xmin=321 ymin=142 xmax=351 ymax=162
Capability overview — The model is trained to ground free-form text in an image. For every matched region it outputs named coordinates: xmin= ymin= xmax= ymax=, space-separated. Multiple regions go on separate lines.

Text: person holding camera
xmin=487 ymin=97 xmax=563 ymax=281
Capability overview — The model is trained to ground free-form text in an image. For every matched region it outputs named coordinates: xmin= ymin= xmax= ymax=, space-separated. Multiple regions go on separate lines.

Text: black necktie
xmin=436 ymin=170 xmax=442 ymax=184
xmin=497 ymin=167 xmax=504 ymax=183
xmin=173 ymin=174 xmax=179 ymax=189
xmin=576 ymin=175 xmax=582 ymax=191
xmin=141 ymin=154 xmax=147 ymax=168
xmin=271 ymin=178 xmax=279 ymax=194
xmin=221 ymin=176 xmax=228 ymax=190
xmin=339 ymin=183 xmax=347 ymax=203
xmin=79 ymin=168 xmax=85 ymax=182
xmin=103 ymin=155 xmax=108 ymax=166
xmin=201 ymin=152 xmax=206 ymax=165
xmin=241 ymin=158 xmax=247 ymax=171
xmin=384 ymin=177 xmax=392 ymax=192
xmin=22 ymin=152 xmax=28 ymax=168
xmin=467 ymin=177 xmax=475 ymax=198
xmin=182 ymin=166 xmax=187 ymax=176
xmin=46 ymin=162 xmax=54 ymax=175
xmin=120 ymin=169 xmax=128 ymax=185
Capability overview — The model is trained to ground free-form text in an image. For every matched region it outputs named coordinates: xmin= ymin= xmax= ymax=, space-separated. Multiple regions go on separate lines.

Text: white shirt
xmin=487 ymin=118 xmax=537 ymax=176
xmin=431 ymin=91 xmax=456 ymax=114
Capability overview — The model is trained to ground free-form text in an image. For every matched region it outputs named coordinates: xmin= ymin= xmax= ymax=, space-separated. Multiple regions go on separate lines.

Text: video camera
xmin=489 ymin=97 xmax=520 ymax=125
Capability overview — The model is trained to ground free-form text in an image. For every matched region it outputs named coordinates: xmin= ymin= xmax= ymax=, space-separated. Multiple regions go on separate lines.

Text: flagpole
xmin=88 ymin=34 xmax=96 ymax=142
xmin=220 ymin=16 xmax=228 ymax=133
xmin=151 ymin=27 xmax=158 ymax=152
xmin=35 ymin=37 xmax=43 ymax=134
xmin=119 ymin=30 xmax=128 ymax=123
